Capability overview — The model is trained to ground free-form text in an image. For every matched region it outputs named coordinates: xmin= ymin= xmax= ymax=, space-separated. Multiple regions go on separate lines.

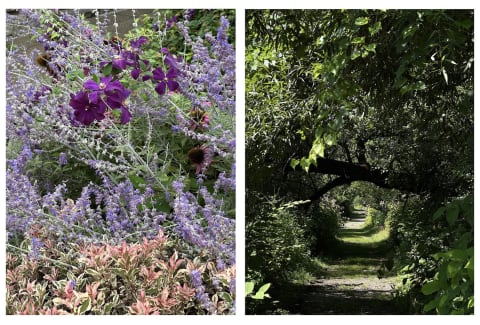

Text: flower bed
xmin=6 ymin=9 xmax=235 ymax=315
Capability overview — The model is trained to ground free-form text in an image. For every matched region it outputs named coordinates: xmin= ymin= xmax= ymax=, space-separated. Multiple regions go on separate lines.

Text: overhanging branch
xmin=295 ymin=157 xmax=421 ymax=199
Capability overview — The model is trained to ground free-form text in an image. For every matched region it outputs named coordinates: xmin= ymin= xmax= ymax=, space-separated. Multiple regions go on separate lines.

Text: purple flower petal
xmin=152 ymin=67 xmax=165 ymax=81
xmin=112 ymin=56 xmax=127 ymax=70
xmin=166 ymin=67 xmax=178 ymax=79
xmin=131 ymin=69 xmax=141 ymax=80
xmin=155 ymin=82 xmax=167 ymax=95
xmin=131 ymin=36 xmax=147 ymax=49
xmin=69 ymin=91 xmax=89 ymax=110
xmin=119 ymin=106 xmax=132 ymax=124
xmin=83 ymin=80 xmax=100 ymax=91
xmin=88 ymin=91 xmax=100 ymax=104
xmin=167 ymin=80 xmax=179 ymax=92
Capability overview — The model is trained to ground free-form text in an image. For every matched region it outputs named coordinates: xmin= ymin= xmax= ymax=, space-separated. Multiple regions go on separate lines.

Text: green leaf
xmin=432 ymin=206 xmax=445 ymax=221
xmin=78 ymin=298 xmax=92 ymax=314
xmin=311 ymin=62 xmax=323 ymax=79
xmin=442 ymin=67 xmax=448 ymax=85
xmin=424 ymin=297 xmax=439 ymax=312
xmin=103 ymin=302 xmax=114 ymax=314
xmin=245 ymin=281 xmax=255 ymax=296
xmin=351 ymin=36 xmax=365 ymax=44
xmin=311 ymin=139 xmax=325 ymax=157
xmin=290 ymin=158 xmax=299 ymax=169
xmin=446 ymin=202 xmax=459 ymax=225
xmin=467 ymin=297 xmax=474 ymax=309
xmin=402 ymin=24 xmax=418 ymax=39
xmin=324 ymin=133 xmax=336 ymax=146
xmin=300 ymin=157 xmax=311 ymax=173
xmin=464 ymin=256 xmax=474 ymax=270
xmin=355 ymin=17 xmax=369 ymax=26
xmin=368 ymin=21 xmax=382 ymax=35
xmin=351 ymin=49 xmax=362 ymax=60
xmin=447 ymin=261 xmax=463 ymax=278
xmin=101 ymin=63 xmax=113 ymax=76
xmin=444 ymin=249 xmax=468 ymax=261
xmin=92 ymin=74 xmax=100 ymax=84
xmin=85 ymin=269 xmax=101 ymax=278
xmin=422 ymin=280 xmax=440 ymax=295
xmin=218 ymin=291 xmax=233 ymax=303
xmin=252 ymin=283 xmax=271 ymax=299
xmin=52 ymin=297 xmax=65 ymax=306
xmin=128 ymin=174 xmax=147 ymax=190
xmin=363 ymin=43 xmax=376 ymax=53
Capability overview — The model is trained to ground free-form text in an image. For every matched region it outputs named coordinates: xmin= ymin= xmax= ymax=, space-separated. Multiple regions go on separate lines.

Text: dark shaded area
xmin=302 ymin=157 xmax=422 ymax=203
xmin=248 ymin=210 xmax=405 ymax=315
xmin=249 ymin=281 xmax=409 ymax=315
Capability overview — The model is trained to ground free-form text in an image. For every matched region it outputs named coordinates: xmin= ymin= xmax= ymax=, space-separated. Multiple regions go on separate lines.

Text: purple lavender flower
xmin=58 ymin=152 xmax=67 ymax=166
xmin=184 ymin=9 xmax=195 ymax=21
xmin=190 ymin=269 xmax=203 ymax=287
xmin=28 ymin=236 xmax=43 ymax=260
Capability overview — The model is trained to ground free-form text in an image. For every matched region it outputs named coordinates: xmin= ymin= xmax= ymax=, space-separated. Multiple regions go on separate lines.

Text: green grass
xmin=290 ymin=257 xmax=329 ymax=284
xmin=333 ymin=208 xmax=392 ymax=257
xmin=339 ymin=227 xmax=390 ymax=245
xmin=325 ymin=258 xmax=379 ymax=278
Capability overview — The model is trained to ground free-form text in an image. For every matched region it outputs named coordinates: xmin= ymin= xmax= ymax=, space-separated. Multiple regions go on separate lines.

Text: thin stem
xmin=6 ymin=243 xmax=80 ymax=271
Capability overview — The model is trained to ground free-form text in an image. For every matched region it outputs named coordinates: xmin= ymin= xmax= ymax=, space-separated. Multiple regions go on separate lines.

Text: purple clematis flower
xmin=119 ymin=106 xmax=132 ymax=124
xmin=167 ymin=16 xmax=178 ymax=29
xmin=69 ymin=75 xmax=132 ymax=126
xmin=130 ymin=36 xmax=148 ymax=50
xmin=83 ymin=76 xmax=129 ymax=107
xmin=112 ymin=54 xmax=128 ymax=71
xmin=69 ymin=91 xmax=105 ymax=125
xmin=161 ymin=48 xmax=182 ymax=69
xmin=152 ymin=66 xmax=179 ymax=95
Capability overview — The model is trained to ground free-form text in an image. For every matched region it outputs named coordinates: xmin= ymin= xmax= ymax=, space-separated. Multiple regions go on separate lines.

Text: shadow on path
xmin=250 ymin=208 xmax=408 ymax=315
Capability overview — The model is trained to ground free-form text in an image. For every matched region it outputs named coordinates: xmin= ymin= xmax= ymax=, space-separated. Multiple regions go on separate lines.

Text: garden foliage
xmin=6 ymin=9 xmax=235 ymax=314
xmin=246 ymin=9 xmax=473 ymax=315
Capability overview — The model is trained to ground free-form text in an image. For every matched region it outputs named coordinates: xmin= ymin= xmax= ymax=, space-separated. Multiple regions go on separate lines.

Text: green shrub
xmin=420 ymin=195 xmax=473 ymax=315
xmin=246 ymin=192 xmax=311 ymax=284
xmin=304 ymin=198 xmax=342 ymax=254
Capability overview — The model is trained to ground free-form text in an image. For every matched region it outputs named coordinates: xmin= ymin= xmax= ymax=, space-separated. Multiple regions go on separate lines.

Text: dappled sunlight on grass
xmin=335 ymin=208 xmax=391 ymax=255
xmin=326 ymin=258 xmax=379 ymax=278
xmin=339 ymin=227 xmax=390 ymax=245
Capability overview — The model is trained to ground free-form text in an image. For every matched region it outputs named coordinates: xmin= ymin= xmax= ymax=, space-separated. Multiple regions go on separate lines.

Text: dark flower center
xmin=188 ymin=147 xmax=205 ymax=164
xmin=190 ymin=108 xmax=205 ymax=122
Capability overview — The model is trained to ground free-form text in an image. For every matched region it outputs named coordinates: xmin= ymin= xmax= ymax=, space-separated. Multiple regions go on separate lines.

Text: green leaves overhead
xmin=368 ymin=21 xmax=382 ymax=35
xmin=355 ymin=16 xmax=369 ymax=26
xmin=421 ymin=280 xmax=440 ymax=295
xmin=351 ymin=36 xmax=365 ymax=44
xmin=247 ymin=8 xmax=473 ymax=199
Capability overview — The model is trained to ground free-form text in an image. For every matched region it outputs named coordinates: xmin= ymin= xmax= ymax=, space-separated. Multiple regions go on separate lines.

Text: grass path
xmin=298 ymin=208 xmax=401 ymax=314
xmin=258 ymin=208 xmax=407 ymax=315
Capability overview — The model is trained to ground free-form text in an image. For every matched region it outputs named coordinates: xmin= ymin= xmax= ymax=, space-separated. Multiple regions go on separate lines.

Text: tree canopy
xmin=246 ymin=9 xmax=473 ymax=203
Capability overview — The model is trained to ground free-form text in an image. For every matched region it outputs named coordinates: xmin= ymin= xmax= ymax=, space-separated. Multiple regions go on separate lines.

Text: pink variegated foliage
xmin=7 ymin=230 xmax=234 ymax=315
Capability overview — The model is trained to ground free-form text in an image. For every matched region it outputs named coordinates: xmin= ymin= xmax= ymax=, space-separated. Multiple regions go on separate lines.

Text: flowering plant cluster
xmin=7 ymin=230 xmax=235 ymax=315
xmin=6 ymin=9 xmax=235 ymax=315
